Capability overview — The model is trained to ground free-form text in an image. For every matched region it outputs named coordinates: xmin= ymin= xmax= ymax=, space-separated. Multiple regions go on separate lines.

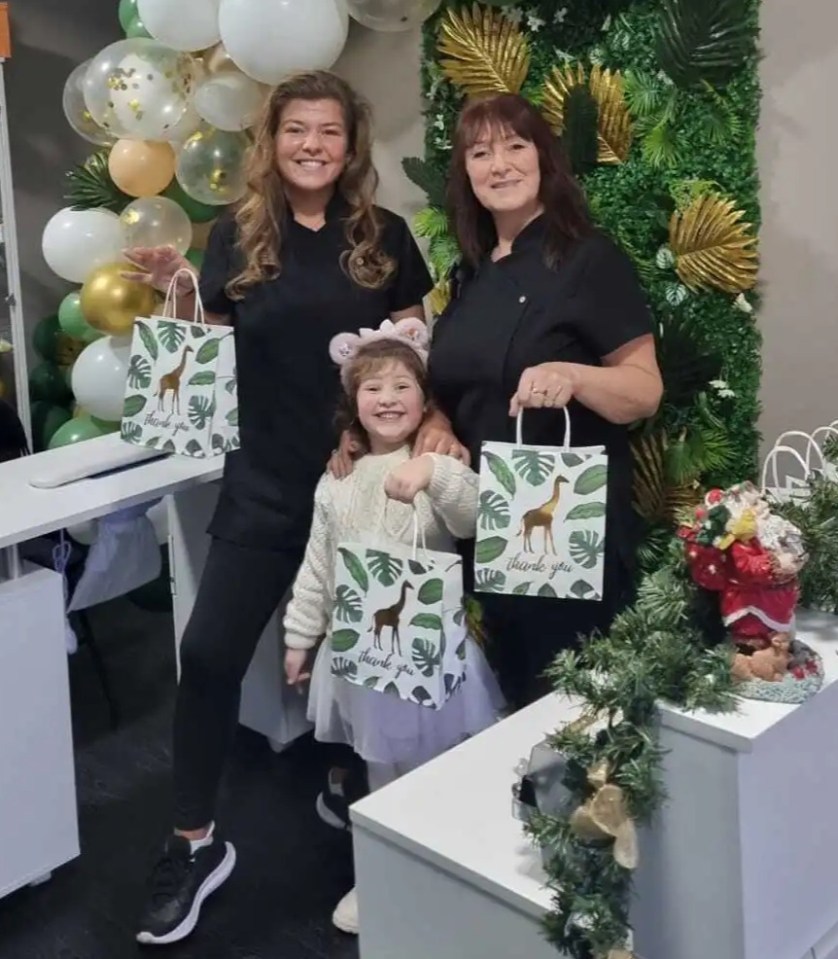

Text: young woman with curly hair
xmin=124 ymin=70 xmax=463 ymax=946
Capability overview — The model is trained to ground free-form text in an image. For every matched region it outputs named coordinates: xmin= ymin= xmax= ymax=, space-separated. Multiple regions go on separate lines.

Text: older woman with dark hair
xmin=428 ymin=93 xmax=663 ymax=708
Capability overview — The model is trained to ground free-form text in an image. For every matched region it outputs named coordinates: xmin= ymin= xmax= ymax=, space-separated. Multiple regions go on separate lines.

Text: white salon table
xmin=351 ymin=610 xmax=838 ymax=959
xmin=0 ymin=434 xmax=310 ymax=899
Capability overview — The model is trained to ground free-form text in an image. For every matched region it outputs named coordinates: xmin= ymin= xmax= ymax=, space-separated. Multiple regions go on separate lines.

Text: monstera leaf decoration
xmin=656 ymin=0 xmax=754 ymax=90
xmin=669 ymin=193 xmax=758 ymax=293
xmin=438 ymin=3 xmax=530 ymax=96
xmin=542 ymin=64 xmax=633 ymax=164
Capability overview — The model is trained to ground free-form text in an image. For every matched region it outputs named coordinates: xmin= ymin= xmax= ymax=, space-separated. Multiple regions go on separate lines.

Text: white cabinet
xmin=0 ymin=564 xmax=78 ymax=896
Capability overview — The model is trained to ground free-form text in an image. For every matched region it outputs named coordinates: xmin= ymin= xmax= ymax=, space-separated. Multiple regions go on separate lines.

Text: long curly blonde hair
xmin=227 ymin=71 xmax=395 ymax=299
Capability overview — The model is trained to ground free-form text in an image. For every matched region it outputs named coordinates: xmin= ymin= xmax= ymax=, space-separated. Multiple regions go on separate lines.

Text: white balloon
xmin=71 ymin=337 xmax=132 ymax=423
xmin=41 ymin=208 xmax=126 ymax=283
xmin=137 ymin=0 xmax=222 ymax=51
xmin=83 ymin=39 xmax=198 ymax=140
xmin=194 ymin=71 xmax=265 ymax=131
xmin=346 ymin=0 xmax=441 ymax=32
xmin=218 ymin=0 xmax=348 ymax=84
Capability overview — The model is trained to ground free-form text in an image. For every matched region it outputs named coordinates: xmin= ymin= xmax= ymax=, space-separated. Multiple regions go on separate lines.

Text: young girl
xmin=283 ymin=318 xmax=503 ymax=935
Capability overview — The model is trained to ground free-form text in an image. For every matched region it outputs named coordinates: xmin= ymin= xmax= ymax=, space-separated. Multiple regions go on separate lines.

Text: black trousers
xmin=173 ymin=537 xmax=304 ymax=830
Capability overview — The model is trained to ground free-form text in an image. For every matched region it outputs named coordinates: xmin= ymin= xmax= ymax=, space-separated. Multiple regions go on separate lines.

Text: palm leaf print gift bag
xmin=120 ymin=269 xmax=239 ymax=458
xmin=475 ymin=409 xmax=608 ymax=600
xmin=330 ymin=513 xmax=467 ymax=709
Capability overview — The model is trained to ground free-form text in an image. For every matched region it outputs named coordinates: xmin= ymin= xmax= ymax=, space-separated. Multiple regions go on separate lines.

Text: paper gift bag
xmin=475 ymin=409 xmax=607 ymax=600
xmin=329 ymin=520 xmax=467 ymax=710
xmin=120 ymin=269 xmax=239 ymax=458
xmin=760 ymin=428 xmax=838 ymax=503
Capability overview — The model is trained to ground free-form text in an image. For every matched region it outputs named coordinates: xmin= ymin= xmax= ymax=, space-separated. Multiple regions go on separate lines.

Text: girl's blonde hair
xmin=227 ymin=70 xmax=395 ymax=299
xmin=335 ymin=340 xmax=431 ymax=452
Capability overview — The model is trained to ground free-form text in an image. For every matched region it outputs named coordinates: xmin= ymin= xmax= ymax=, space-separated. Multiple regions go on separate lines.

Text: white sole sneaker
xmin=332 ymin=887 xmax=359 ymax=935
xmin=135 ymin=842 xmax=237 ymax=945
xmin=316 ymin=791 xmax=350 ymax=831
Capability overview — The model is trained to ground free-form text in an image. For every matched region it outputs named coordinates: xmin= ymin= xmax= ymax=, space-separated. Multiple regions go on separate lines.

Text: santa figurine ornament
xmin=680 ymin=482 xmax=823 ymax=704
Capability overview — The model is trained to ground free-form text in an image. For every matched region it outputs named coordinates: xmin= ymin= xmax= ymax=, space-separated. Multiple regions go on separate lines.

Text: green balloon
xmin=29 ymin=361 xmax=73 ymax=404
xmin=90 ymin=416 xmax=120 ymax=433
xmin=32 ymin=314 xmax=62 ymax=362
xmin=118 ymin=0 xmax=139 ymax=32
xmin=48 ymin=414 xmax=112 ymax=450
xmin=58 ymin=291 xmax=100 ymax=344
xmin=125 ymin=13 xmax=152 ymax=38
xmin=163 ymin=180 xmax=219 ymax=224
xmin=30 ymin=401 xmax=72 ymax=453
xmin=185 ymin=248 xmax=205 ymax=270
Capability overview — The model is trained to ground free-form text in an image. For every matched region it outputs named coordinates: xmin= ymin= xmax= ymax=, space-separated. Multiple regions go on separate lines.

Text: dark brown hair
xmin=447 ymin=93 xmax=592 ymax=268
xmin=335 ymin=340 xmax=430 ymax=452
xmin=228 ymin=70 xmax=394 ymax=299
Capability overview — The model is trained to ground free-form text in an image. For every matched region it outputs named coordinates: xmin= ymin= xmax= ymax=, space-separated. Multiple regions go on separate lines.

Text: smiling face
xmin=275 ymin=97 xmax=349 ymax=200
xmin=464 ymin=123 xmax=542 ymax=220
xmin=355 ymin=359 xmax=426 ymax=454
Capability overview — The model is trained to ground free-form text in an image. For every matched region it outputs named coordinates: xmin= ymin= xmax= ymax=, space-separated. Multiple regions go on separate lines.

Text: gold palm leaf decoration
xmin=542 ymin=64 xmax=633 ymax=164
xmin=632 ymin=432 xmax=702 ymax=523
xmin=669 ymin=193 xmax=758 ymax=293
xmin=429 ymin=279 xmax=451 ymax=317
xmin=437 ymin=3 xmax=530 ymax=97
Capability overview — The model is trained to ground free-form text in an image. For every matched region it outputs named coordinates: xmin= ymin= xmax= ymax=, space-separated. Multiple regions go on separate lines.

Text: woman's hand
xmin=328 ymin=430 xmax=363 ymax=479
xmin=385 ymin=455 xmax=434 ymax=504
xmin=414 ymin=409 xmax=470 ymax=464
xmin=122 ymin=245 xmax=195 ymax=294
xmin=284 ymin=648 xmax=311 ymax=688
xmin=510 ymin=363 xmax=577 ymax=417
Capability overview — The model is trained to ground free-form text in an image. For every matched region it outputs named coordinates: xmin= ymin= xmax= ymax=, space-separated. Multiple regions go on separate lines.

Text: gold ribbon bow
xmin=569 ymin=761 xmax=639 ymax=870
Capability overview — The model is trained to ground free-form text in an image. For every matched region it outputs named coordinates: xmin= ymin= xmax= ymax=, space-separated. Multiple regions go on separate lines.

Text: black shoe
xmin=136 ymin=833 xmax=236 ymax=945
xmin=316 ymin=766 xmax=368 ymax=831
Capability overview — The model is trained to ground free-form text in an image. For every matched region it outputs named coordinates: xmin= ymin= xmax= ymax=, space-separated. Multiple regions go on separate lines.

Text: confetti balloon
xmin=62 ymin=61 xmax=114 ymax=146
xmin=176 ymin=125 xmax=249 ymax=206
xmin=82 ymin=38 xmax=198 ymax=140
xmin=120 ymin=196 xmax=193 ymax=253
xmin=345 ymin=0 xmax=442 ymax=31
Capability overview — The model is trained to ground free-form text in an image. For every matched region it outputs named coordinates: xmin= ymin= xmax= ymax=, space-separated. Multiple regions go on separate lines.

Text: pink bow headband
xmin=328 ymin=318 xmax=429 ymax=385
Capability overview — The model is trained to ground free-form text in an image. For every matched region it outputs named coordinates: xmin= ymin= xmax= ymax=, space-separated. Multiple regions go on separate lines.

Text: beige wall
xmin=756 ymin=0 xmax=838 ymax=448
xmin=336 ymin=8 xmax=838 ymax=455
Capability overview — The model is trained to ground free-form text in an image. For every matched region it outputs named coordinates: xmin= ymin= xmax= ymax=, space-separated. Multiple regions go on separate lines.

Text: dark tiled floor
xmin=0 ymin=601 xmax=359 ymax=959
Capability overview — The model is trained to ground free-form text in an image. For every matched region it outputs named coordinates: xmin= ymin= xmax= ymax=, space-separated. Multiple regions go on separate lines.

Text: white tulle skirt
xmin=307 ymin=638 xmax=505 ymax=767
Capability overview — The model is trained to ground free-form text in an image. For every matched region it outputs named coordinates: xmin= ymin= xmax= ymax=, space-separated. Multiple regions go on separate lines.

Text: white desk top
xmin=352 ymin=693 xmax=580 ymax=919
xmin=0 ymin=434 xmax=222 ymax=549
xmin=659 ymin=609 xmax=838 ymax=751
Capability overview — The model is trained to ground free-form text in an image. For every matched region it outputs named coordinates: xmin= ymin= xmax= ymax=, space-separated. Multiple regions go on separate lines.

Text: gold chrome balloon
xmin=80 ymin=262 xmax=156 ymax=336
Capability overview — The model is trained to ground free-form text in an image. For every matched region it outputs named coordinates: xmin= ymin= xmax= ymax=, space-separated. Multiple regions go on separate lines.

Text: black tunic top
xmin=199 ymin=195 xmax=432 ymax=550
xmin=428 ymin=218 xmax=652 ymax=573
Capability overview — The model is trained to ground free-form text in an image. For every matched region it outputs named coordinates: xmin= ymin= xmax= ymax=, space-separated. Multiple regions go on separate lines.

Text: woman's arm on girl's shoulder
xmin=283 ymin=477 xmax=336 ymax=651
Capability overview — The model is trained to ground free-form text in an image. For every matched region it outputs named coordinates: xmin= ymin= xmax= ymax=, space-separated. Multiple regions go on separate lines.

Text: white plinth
xmin=352 ymin=610 xmax=838 ymax=959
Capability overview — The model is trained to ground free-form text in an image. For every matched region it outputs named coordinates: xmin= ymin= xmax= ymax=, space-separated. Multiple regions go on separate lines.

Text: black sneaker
xmin=135 ymin=833 xmax=236 ymax=945
xmin=316 ymin=766 xmax=367 ymax=831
